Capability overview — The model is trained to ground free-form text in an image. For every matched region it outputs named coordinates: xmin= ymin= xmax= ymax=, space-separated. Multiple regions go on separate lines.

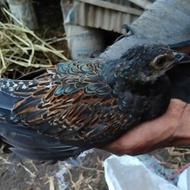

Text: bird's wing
xmin=0 ymin=59 xmax=129 ymax=147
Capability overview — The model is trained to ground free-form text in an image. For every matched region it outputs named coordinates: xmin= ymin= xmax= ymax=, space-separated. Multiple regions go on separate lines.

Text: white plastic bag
xmin=177 ymin=166 xmax=190 ymax=190
xmin=104 ymin=155 xmax=183 ymax=190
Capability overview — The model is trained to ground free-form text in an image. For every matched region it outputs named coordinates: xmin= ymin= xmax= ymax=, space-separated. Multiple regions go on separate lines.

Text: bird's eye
xmin=152 ymin=55 xmax=167 ymax=69
xmin=157 ymin=57 xmax=166 ymax=66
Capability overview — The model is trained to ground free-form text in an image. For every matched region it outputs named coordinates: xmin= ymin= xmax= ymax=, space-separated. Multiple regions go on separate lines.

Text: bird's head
xmin=117 ymin=44 xmax=190 ymax=83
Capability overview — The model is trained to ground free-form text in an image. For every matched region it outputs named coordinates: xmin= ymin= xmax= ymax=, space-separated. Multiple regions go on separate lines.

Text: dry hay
xmin=0 ymin=9 xmax=69 ymax=78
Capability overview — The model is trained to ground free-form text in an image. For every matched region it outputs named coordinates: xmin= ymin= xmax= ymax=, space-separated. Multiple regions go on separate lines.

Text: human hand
xmin=104 ymin=99 xmax=190 ymax=155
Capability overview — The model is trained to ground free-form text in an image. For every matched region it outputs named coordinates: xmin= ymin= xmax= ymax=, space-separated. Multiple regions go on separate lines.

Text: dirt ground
xmin=0 ymin=149 xmax=110 ymax=190
xmin=0 ymin=1 xmax=190 ymax=190
xmin=1 ymin=147 xmax=190 ymax=190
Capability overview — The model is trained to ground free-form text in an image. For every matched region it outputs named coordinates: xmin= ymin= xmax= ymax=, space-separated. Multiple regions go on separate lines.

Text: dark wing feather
xmin=0 ymin=121 xmax=83 ymax=161
xmin=0 ymin=59 xmax=131 ymax=161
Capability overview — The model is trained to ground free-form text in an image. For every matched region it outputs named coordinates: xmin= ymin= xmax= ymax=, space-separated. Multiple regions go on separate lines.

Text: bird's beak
xmin=173 ymin=52 xmax=190 ymax=64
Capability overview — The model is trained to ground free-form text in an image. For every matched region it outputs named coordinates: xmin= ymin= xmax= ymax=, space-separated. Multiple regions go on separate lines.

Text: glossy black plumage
xmin=167 ymin=40 xmax=190 ymax=103
xmin=0 ymin=44 xmax=190 ymax=162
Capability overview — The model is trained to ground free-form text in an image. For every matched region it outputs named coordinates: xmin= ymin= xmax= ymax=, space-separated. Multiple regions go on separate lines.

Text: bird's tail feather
xmin=0 ymin=122 xmax=84 ymax=162
xmin=0 ymin=78 xmax=24 ymax=120
xmin=0 ymin=91 xmax=16 ymax=110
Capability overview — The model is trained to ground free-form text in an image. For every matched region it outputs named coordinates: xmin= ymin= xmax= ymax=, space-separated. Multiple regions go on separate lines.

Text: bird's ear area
xmin=169 ymin=40 xmax=190 ymax=55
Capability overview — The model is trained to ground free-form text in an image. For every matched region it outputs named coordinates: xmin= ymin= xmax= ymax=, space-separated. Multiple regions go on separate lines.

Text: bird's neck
xmin=112 ymin=74 xmax=171 ymax=121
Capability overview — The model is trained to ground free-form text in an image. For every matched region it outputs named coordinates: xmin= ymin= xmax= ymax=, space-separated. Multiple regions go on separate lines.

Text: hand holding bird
xmin=104 ymin=99 xmax=189 ymax=155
